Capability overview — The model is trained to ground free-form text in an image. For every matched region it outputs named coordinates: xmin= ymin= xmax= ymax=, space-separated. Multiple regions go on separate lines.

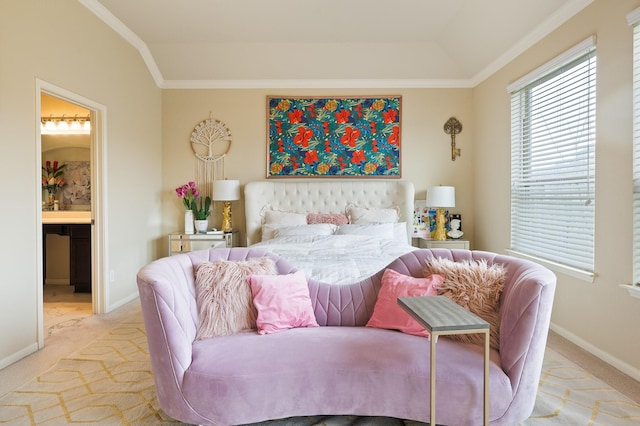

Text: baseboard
xmin=106 ymin=291 xmax=139 ymax=313
xmin=550 ymin=322 xmax=640 ymax=382
xmin=45 ymin=279 xmax=70 ymax=285
xmin=0 ymin=342 xmax=38 ymax=370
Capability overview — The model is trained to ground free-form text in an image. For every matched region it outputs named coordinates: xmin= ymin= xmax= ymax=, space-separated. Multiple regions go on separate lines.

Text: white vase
xmin=184 ymin=210 xmax=194 ymax=234
xmin=194 ymin=219 xmax=208 ymax=234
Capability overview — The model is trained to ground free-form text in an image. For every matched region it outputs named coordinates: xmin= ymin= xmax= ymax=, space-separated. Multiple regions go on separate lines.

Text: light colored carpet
xmin=1 ymin=303 xmax=639 ymax=425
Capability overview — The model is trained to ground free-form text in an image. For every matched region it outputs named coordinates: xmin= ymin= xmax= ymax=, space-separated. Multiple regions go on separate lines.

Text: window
xmin=629 ymin=9 xmax=640 ymax=287
xmin=508 ymin=37 xmax=596 ymax=277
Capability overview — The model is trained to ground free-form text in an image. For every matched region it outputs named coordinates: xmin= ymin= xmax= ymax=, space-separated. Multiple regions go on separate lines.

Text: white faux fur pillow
xmin=195 ymin=257 xmax=277 ymax=340
xmin=423 ymin=257 xmax=506 ymax=350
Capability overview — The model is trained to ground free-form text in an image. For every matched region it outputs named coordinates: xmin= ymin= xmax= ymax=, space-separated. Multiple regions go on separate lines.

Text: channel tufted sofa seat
xmin=136 ymin=248 xmax=556 ymax=426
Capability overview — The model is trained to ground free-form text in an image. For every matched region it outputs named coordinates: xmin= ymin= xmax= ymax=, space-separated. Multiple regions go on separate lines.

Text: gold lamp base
xmin=431 ymin=207 xmax=448 ymax=241
xmin=221 ymin=201 xmax=233 ymax=233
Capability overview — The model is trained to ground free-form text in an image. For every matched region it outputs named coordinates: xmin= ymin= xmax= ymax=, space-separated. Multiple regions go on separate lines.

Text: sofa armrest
xmin=493 ymin=254 xmax=556 ymax=424
xmin=136 ymin=247 xmax=297 ymax=422
xmin=136 ymin=254 xmax=200 ymax=415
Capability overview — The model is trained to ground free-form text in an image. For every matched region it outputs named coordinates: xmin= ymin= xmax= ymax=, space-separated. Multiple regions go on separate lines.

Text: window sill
xmin=505 ymin=249 xmax=596 ymax=283
xmin=619 ymin=284 xmax=640 ymax=299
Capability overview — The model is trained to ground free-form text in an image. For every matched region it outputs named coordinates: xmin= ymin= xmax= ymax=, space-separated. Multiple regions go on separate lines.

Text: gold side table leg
xmin=484 ymin=330 xmax=490 ymax=426
xmin=430 ymin=333 xmax=437 ymax=426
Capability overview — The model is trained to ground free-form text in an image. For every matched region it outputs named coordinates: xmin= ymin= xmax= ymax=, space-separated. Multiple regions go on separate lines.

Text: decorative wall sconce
xmin=444 ymin=117 xmax=462 ymax=161
xmin=41 ymin=114 xmax=91 ymax=135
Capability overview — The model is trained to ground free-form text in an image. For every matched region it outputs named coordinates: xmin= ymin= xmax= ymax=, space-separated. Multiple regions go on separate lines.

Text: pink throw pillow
xmin=366 ymin=269 xmax=444 ymax=337
xmin=307 ymin=213 xmax=349 ymax=226
xmin=248 ymin=270 xmax=319 ymax=335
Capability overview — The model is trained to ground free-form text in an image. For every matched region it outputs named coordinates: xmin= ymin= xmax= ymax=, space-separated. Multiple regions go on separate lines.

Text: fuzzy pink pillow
xmin=366 ymin=269 xmax=444 ymax=337
xmin=194 ymin=257 xmax=277 ymax=340
xmin=423 ymin=257 xmax=506 ymax=349
xmin=248 ymin=270 xmax=319 ymax=335
xmin=306 ymin=213 xmax=349 ymax=226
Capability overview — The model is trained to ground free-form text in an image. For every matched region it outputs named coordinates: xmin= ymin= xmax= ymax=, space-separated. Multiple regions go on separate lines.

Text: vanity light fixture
xmin=41 ymin=114 xmax=91 ymax=135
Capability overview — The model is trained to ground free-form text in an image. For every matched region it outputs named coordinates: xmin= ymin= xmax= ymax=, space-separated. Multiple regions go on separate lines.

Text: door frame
xmin=36 ymin=79 xmax=108 ymax=348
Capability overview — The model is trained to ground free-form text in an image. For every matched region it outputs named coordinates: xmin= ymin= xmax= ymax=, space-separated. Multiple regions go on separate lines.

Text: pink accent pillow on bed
xmin=307 ymin=213 xmax=349 ymax=226
xmin=249 ymin=270 xmax=319 ymax=335
xmin=366 ymin=269 xmax=444 ymax=337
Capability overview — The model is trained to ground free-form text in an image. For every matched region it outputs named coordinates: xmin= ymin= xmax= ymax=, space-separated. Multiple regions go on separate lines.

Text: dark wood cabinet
xmin=69 ymin=225 xmax=91 ymax=293
xmin=43 ymin=224 xmax=91 ymax=293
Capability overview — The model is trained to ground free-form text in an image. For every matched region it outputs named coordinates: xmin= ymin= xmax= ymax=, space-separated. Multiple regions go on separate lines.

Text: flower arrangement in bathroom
xmin=42 ymin=160 xmax=66 ymax=196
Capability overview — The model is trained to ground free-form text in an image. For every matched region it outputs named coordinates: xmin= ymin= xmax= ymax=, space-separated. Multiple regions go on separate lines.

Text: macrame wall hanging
xmin=190 ymin=113 xmax=232 ymax=199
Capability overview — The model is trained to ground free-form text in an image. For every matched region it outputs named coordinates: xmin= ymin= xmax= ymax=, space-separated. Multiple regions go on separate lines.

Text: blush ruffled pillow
xmin=366 ymin=268 xmax=444 ymax=337
xmin=306 ymin=213 xmax=349 ymax=226
xmin=248 ymin=270 xmax=319 ymax=335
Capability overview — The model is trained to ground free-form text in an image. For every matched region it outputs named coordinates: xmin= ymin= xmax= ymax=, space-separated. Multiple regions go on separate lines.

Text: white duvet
xmin=251 ymin=234 xmax=417 ymax=285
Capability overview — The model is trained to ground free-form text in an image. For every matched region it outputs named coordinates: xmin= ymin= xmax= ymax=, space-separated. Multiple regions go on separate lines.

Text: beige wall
xmin=0 ymin=0 xmax=162 ymax=367
xmin=3 ymin=0 xmax=638 ymax=381
xmin=161 ymin=89 xmax=475 ymax=245
xmin=474 ymin=0 xmax=640 ymax=376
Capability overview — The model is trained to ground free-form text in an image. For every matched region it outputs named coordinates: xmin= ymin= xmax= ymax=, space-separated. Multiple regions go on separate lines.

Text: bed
xmin=244 ymin=180 xmax=417 ymax=284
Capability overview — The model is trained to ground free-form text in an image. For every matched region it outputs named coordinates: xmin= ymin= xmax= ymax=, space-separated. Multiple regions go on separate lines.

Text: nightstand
xmin=168 ymin=230 xmax=239 ymax=255
xmin=413 ymin=238 xmax=470 ymax=250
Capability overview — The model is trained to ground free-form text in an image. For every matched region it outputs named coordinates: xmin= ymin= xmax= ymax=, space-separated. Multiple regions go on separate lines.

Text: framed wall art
xmin=61 ymin=161 xmax=91 ymax=207
xmin=267 ymin=96 xmax=402 ymax=178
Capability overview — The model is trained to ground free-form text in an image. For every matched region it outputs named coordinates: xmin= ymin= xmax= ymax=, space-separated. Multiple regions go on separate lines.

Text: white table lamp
xmin=212 ymin=179 xmax=240 ymax=232
xmin=426 ymin=186 xmax=455 ymax=241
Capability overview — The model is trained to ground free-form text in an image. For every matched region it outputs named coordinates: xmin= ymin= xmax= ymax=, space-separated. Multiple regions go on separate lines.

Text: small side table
xmin=168 ymin=230 xmax=239 ymax=255
xmin=398 ymin=295 xmax=490 ymax=426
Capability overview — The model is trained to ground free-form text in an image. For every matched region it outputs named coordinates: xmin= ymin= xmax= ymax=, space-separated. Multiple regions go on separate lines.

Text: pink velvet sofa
xmin=136 ymin=248 xmax=556 ymax=425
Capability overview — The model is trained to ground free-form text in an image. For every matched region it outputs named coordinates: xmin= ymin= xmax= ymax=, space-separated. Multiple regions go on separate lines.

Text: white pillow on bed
xmin=346 ymin=205 xmax=400 ymax=224
xmin=337 ymin=222 xmax=408 ymax=244
xmin=263 ymin=209 xmax=307 ymax=226
xmin=262 ymin=223 xmax=336 ymax=241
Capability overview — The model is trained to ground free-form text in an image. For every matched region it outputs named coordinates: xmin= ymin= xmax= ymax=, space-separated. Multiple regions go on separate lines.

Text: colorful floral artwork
xmin=267 ymin=96 xmax=402 ymax=177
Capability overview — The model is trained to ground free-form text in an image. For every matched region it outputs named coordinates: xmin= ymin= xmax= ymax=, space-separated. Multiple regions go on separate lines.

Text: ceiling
xmin=82 ymin=0 xmax=593 ymax=88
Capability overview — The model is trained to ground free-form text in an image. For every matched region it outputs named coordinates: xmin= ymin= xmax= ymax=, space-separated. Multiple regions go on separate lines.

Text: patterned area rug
xmin=0 ymin=311 xmax=639 ymax=425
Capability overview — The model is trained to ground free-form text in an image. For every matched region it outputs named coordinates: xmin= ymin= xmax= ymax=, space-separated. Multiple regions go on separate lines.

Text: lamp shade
xmin=212 ymin=179 xmax=240 ymax=201
xmin=426 ymin=186 xmax=455 ymax=208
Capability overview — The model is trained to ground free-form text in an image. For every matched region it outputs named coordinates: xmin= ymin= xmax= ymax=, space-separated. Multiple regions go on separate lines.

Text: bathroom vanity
xmin=42 ymin=211 xmax=92 ymax=293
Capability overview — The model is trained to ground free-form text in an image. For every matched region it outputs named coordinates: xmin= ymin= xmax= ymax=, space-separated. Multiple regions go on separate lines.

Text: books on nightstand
xmin=206 ymin=229 xmax=224 ymax=235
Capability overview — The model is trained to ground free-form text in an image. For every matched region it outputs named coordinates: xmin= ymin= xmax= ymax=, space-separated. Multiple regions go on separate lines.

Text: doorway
xmin=41 ymin=93 xmax=92 ymax=336
xmin=36 ymin=80 xmax=107 ymax=348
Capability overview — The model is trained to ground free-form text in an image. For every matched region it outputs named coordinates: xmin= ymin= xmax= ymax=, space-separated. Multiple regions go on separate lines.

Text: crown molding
xmin=79 ymin=0 xmax=164 ymax=87
xmin=160 ymin=78 xmax=476 ymax=90
xmin=471 ymin=0 xmax=594 ymax=86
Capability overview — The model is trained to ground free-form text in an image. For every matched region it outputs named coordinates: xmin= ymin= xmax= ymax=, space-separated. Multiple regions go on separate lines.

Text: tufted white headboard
xmin=244 ymin=180 xmax=415 ymax=246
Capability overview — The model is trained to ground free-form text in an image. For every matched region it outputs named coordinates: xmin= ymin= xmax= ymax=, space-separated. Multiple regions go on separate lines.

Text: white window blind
xmin=509 ymin=38 xmax=596 ymax=273
xmin=628 ymin=8 xmax=640 ymax=285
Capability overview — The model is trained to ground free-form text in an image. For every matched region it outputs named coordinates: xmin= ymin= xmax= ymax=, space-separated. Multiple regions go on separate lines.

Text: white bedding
xmin=251 ymin=234 xmax=417 ymax=285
